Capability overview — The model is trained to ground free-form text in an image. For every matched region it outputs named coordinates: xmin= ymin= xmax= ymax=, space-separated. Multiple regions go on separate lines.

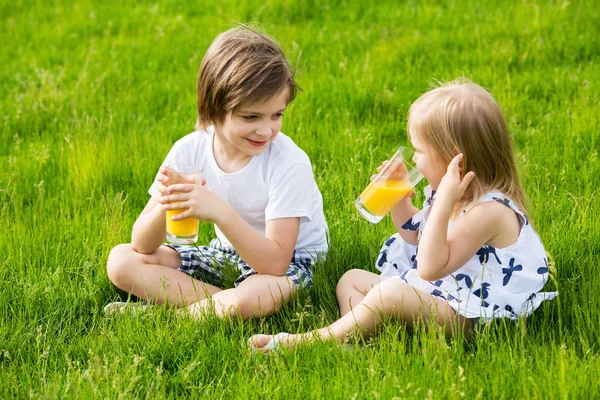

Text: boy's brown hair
xmin=196 ymin=24 xmax=298 ymax=129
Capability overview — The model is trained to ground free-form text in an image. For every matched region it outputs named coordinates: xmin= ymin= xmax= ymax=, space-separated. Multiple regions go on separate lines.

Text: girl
xmin=251 ymin=79 xmax=557 ymax=351
xmin=105 ymin=25 xmax=328 ymax=319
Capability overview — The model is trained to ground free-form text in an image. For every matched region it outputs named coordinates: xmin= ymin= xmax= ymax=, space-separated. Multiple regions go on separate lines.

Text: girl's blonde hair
xmin=196 ymin=24 xmax=298 ymax=130
xmin=408 ymin=78 xmax=529 ymax=220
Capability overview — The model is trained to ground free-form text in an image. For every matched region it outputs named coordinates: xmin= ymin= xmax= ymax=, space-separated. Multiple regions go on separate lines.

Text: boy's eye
xmin=242 ymin=115 xmax=257 ymax=121
xmin=274 ymin=112 xmax=284 ymax=118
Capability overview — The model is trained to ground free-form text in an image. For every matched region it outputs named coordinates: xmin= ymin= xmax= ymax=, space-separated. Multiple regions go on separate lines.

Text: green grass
xmin=1 ymin=0 xmax=599 ymax=397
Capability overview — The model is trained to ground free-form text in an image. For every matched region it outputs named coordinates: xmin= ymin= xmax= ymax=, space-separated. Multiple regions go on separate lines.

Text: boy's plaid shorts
xmin=166 ymin=239 xmax=315 ymax=289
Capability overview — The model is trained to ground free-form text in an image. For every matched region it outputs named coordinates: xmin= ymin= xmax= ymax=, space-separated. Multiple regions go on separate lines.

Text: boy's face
xmin=214 ymin=88 xmax=289 ymax=161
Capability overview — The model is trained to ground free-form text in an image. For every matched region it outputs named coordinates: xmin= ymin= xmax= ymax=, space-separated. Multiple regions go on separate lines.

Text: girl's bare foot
xmin=249 ymin=333 xmax=291 ymax=353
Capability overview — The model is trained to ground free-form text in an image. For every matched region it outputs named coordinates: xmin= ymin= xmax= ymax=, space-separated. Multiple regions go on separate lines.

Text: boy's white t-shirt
xmin=149 ymin=126 xmax=328 ymax=258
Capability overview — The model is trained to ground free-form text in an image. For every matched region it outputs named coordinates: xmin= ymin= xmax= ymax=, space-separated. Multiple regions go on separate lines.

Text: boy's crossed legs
xmin=106 ymin=243 xmax=298 ymax=319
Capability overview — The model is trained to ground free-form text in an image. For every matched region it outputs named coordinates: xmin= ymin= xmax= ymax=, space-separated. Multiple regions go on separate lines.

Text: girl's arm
xmin=131 ymin=198 xmax=167 ymax=254
xmin=390 ymin=195 xmax=420 ymax=245
xmin=417 ymin=199 xmax=501 ymax=281
xmin=417 ymin=153 xmax=496 ymax=281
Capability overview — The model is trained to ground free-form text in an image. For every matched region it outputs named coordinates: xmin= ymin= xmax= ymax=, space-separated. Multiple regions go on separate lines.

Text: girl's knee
xmin=336 ymin=269 xmax=364 ymax=293
xmin=336 ymin=269 xmax=379 ymax=299
xmin=368 ymin=280 xmax=411 ymax=308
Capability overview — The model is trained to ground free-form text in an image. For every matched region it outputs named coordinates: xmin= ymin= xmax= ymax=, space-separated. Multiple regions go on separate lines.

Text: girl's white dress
xmin=376 ymin=186 xmax=558 ymax=322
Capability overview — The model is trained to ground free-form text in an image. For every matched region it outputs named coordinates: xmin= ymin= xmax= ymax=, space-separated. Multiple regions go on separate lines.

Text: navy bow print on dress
xmin=410 ymin=253 xmax=418 ymax=269
xmin=502 ymin=258 xmax=523 ymax=286
xmin=493 ymin=197 xmax=511 ymax=208
xmin=537 ymin=258 xmax=549 ymax=275
xmin=401 ymin=218 xmax=420 ymax=231
xmin=473 ymin=282 xmax=491 ymax=307
xmin=431 ymin=289 xmax=447 ymax=300
xmin=476 ymin=245 xmax=502 ymax=265
xmin=377 ymin=250 xmax=388 ymax=268
xmin=426 ymin=189 xmax=437 ymax=206
xmin=455 ymin=273 xmax=473 ymax=289
xmin=377 ymin=237 xmax=397 ymax=268
xmin=492 ymin=196 xmax=528 ymax=225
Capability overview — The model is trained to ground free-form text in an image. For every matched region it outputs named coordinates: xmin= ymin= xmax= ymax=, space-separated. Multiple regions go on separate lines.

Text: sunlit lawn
xmin=1 ymin=0 xmax=599 ymax=397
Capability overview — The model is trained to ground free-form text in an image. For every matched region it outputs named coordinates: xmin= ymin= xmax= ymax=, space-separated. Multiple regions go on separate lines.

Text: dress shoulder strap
xmin=470 ymin=191 xmax=529 ymax=226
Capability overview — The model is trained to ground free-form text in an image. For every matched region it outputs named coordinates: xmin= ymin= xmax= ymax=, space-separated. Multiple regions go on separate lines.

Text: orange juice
xmin=359 ymin=180 xmax=412 ymax=216
xmin=166 ymin=209 xmax=199 ymax=236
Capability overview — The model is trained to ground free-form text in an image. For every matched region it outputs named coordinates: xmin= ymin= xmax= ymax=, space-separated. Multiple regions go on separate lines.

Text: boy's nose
xmin=255 ymin=124 xmax=272 ymax=137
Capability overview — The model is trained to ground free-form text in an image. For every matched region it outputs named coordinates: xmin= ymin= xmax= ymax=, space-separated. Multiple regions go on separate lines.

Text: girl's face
xmin=213 ymin=88 xmax=289 ymax=162
xmin=409 ymin=126 xmax=446 ymax=190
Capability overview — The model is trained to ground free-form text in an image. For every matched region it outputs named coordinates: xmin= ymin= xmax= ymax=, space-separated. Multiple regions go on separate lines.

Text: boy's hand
xmin=160 ymin=183 xmax=225 ymax=223
xmin=155 ymin=166 xmax=205 ymax=195
xmin=436 ymin=154 xmax=475 ymax=205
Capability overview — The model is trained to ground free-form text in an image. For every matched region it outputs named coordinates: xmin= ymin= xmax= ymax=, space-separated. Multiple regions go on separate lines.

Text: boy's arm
xmin=161 ymin=182 xmax=300 ymax=275
xmin=131 ymin=165 xmax=202 ymax=254
xmin=214 ymin=205 xmax=299 ymax=276
xmin=131 ymin=198 xmax=167 ymax=254
xmin=390 ymin=196 xmax=420 ymax=245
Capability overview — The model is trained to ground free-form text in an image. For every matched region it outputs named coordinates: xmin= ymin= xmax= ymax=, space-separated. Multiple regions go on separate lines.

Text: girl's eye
xmin=274 ymin=112 xmax=284 ymax=118
xmin=242 ymin=115 xmax=257 ymax=121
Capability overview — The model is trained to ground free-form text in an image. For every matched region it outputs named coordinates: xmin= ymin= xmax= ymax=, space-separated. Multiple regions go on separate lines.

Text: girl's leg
xmin=251 ymin=279 xmax=472 ymax=350
xmin=184 ymin=274 xmax=296 ymax=319
xmin=336 ymin=269 xmax=381 ymax=316
xmin=106 ymin=243 xmax=221 ymax=306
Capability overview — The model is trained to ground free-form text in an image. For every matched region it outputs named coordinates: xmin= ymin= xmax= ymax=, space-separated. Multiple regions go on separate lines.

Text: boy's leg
xmin=336 ymin=269 xmax=381 ymax=316
xmin=186 ymin=274 xmax=296 ymax=319
xmin=107 ymin=243 xmax=221 ymax=306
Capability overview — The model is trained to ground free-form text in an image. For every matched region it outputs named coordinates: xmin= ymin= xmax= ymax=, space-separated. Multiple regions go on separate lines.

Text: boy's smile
xmin=247 ymin=138 xmax=269 ymax=147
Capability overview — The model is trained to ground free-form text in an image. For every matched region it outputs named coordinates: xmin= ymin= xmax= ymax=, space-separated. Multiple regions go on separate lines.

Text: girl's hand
xmin=160 ymin=183 xmax=225 ymax=223
xmin=436 ymin=154 xmax=475 ymax=204
xmin=370 ymin=159 xmax=409 ymax=181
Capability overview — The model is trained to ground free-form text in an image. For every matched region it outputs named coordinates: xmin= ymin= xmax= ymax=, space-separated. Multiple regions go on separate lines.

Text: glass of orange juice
xmin=355 ymin=146 xmax=423 ymax=223
xmin=165 ymin=164 xmax=203 ymax=244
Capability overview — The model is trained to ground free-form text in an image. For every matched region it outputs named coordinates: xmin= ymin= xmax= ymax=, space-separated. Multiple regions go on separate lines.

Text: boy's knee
xmin=229 ymin=292 xmax=262 ymax=319
xmin=106 ymin=243 xmax=137 ymax=285
xmin=215 ymin=294 xmax=248 ymax=319
xmin=225 ymin=291 xmax=278 ymax=319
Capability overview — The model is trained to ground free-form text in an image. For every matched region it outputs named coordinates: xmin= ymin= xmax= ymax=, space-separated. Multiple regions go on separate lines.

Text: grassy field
xmin=1 ymin=0 xmax=599 ymax=398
